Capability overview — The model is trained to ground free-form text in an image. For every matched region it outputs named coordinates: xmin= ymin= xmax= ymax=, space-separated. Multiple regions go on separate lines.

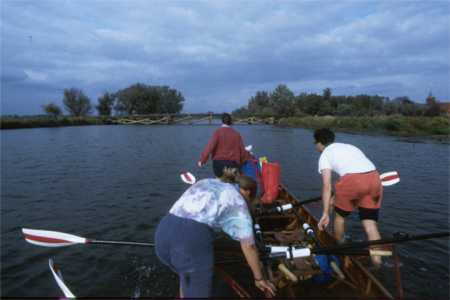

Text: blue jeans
xmin=155 ymin=214 xmax=214 ymax=297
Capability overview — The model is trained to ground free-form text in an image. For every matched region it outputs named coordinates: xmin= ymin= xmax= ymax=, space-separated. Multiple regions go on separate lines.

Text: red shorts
xmin=334 ymin=171 xmax=383 ymax=212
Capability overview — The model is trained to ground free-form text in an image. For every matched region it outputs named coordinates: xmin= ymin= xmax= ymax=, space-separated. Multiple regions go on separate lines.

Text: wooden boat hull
xmin=213 ymin=185 xmax=402 ymax=298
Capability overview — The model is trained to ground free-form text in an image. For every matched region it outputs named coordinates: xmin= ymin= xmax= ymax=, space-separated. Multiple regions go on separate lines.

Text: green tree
xmin=96 ymin=92 xmax=115 ymax=116
xmin=114 ymin=83 xmax=184 ymax=115
xmin=351 ymin=95 xmax=371 ymax=115
xmin=42 ymin=103 xmax=62 ymax=118
xmin=318 ymin=101 xmax=334 ymax=115
xmin=63 ymin=88 xmax=92 ymax=117
xmin=336 ymin=103 xmax=352 ymax=116
xmin=115 ymin=83 xmax=146 ymax=115
xmin=158 ymin=86 xmax=185 ymax=113
xmin=425 ymin=92 xmax=440 ymax=117
xmin=383 ymin=100 xmax=400 ymax=115
xmin=323 ymin=88 xmax=332 ymax=101
xmin=248 ymin=91 xmax=270 ymax=115
xmin=300 ymin=93 xmax=323 ymax=115
xmin=232 ymin=106 xmax=250 ymax=117
xmin=270 ymin=84 xmax=295 ymax=116
xmin=392 ymin=96 xmax=423 ymax=116
xmin=260 ymin=106 xmax=275 ymax=117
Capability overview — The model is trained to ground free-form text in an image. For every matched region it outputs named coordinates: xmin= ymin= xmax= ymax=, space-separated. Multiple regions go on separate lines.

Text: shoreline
xmin=1 ymin=115 xmax=449 ymax=144
xmin=277 ymin=115 xmax=450 ymax=144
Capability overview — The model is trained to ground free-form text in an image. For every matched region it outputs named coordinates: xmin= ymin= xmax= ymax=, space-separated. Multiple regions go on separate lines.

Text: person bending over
xmin=154 ymin=171 xmax=276 ymax=297
xmin=314 ymin=128 xmax=383 ymax=267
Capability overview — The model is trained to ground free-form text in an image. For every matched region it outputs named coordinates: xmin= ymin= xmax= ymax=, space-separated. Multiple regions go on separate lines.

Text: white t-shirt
xmin=318 ymin=143 xmax=376 ymax=176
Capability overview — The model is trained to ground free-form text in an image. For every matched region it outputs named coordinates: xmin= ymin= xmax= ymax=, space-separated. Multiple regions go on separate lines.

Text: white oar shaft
xmin=90 ymin=240 xmax=154 ymax=247
xmin=49 ymin=259 xmax=76 ymax=298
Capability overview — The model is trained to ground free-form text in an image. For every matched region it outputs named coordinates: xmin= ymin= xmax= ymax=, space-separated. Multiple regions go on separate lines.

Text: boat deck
xmin=212 ymin=185 xmax=402 ymax=298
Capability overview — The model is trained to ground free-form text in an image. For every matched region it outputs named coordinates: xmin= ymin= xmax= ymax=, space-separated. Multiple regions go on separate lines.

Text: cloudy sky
xmin=1 ymin=0 xmax=449 ymax=115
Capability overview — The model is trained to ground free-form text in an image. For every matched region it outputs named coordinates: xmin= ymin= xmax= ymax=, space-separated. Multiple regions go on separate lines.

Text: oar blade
xmin=49 ymin=258 xmax=76 ymax=298
xmin=380 ymin=171 xmax=400 ymax=186
xmin=22 ymin=228 xmax=86 ymax=247
xmin=180 ymin=172 xmax=196 ymax=185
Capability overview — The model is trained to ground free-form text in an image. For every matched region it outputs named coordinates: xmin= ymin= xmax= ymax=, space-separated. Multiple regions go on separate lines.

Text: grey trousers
xmin=155 ymin=214 xmax=214 ymax=298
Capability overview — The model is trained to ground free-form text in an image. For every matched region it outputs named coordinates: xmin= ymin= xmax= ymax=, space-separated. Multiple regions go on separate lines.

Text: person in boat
xmin=154 ymin=170 xmax=276 ymax=298
xmin=314 ymin=128 xmax=383 ymax=266
xmin=198 ymin=113 xmax=250 ymax=177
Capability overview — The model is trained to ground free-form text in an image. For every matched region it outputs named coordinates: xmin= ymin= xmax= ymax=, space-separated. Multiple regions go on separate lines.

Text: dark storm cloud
xmin=1 ymin=0 xmax=448 ymax=114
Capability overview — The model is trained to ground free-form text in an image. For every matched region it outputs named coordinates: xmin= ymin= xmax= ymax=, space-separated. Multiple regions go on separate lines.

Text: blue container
xmin=312 ymin=255 xmax=340 ymax=284
xmin=240 ymin=159 xmax=260 ymax=192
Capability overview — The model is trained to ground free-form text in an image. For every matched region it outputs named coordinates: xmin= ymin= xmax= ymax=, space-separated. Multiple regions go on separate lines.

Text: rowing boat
xmin=213 ymin=184 xmax=404 ymax=298
xmin=22 ymin=171 xmax=412 ymax=298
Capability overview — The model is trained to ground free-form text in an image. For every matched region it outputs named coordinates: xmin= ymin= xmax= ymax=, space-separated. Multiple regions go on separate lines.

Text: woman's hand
xmin=255 ymin=279 xmax=276 ymax=297
xmin=318 ymin=213 xmax=330 ymax=231
xmin=240 ymin=243 xmax=276 ymax=297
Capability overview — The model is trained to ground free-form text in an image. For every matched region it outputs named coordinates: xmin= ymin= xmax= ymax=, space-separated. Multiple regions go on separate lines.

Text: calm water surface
xmin=1 ymin=125 xmax=449 ymax=298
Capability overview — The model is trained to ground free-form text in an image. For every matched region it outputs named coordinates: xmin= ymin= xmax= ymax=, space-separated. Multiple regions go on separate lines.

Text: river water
xmin=1 ymin=125 xmax=449 ymax=298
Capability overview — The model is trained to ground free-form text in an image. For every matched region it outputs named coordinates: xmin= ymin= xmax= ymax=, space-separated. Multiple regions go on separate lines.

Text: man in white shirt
xmin=314 ymin=128 xmax=383 ymax=266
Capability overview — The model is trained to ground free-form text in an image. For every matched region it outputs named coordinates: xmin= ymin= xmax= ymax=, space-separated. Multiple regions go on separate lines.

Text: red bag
xmin=261 ymin=162 xmax=280 ymax=204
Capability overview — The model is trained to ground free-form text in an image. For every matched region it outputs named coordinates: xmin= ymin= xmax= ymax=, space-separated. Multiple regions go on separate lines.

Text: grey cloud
xmin=1 ymin=0 xmax=449 ymax=115
xmin=1 ymin=68 xmax=28 ymax=83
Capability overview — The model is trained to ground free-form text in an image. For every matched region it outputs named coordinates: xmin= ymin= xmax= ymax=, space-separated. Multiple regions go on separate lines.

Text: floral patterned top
xmin=169 ymin=178 xmax=255 ymax=245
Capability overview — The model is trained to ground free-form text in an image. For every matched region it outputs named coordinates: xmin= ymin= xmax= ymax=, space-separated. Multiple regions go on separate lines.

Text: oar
xmin=180 ymin=170 xmax=398 ymax=187
xmin=22 ymin=228 xmax=154 ymax=248
xmin=380 ymin=171 xmax=400 ymax=186
xmin=215 ymin=247 xmax=392 ymax=265
xmin=269 ymin=231 xmax=449 ymax=260
xmin=180 ymin=171 xmax=196 ymax=185
xmin=314 ymin=232 xmax=449 ymax=254
xmin=49 ymin=258 xmax=76 ymax=298
xmin=259 ymin=196 xmax=322 ymax=214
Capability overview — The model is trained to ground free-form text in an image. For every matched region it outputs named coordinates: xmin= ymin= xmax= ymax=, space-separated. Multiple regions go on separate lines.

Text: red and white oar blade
xmin=180 ymin=172 xmax=196 ymax=185
xmin=22 ymin=228 xmax=86 ymax=247
xmin=380 ymin=171 xmax=400 ymax=186
xmin=49 ymin=258 xmax=76 ymax=298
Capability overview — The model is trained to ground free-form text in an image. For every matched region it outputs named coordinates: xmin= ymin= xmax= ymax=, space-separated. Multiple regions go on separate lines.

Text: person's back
xmin=198 ymin=113 xmax=248 ymax=177
xmin=319 ymin=143 xmax=375 ymax=177
xmin=169 ymin=178 xmax=253 ymax=241
xmin=209 ymin=126 xmax=246 ymax=162
xmin=154 ymin=175 xmax=276 ymax=297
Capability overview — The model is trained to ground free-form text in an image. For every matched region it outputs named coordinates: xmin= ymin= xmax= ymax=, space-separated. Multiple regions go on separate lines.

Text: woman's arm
xmin=198 ymin=130 xmax=219 ymax=166
xmin=240 ymin=242 xmax=276 ymax=297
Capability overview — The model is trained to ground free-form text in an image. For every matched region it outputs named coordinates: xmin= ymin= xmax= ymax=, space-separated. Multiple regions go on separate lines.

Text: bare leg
xmin=361 ymin=219 xmax=382 ymax=267
xmin=333 ymin=213 xmax=346 ymax=243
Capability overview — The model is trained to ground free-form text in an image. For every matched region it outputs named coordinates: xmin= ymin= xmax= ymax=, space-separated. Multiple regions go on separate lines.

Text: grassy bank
xmin=0 ymin=116 xmax=114 ymax=129
xmin=278 ymin=115 xmax=450 ymax=142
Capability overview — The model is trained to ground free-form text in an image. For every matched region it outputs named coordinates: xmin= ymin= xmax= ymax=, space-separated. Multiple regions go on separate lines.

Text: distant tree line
xmin=42 ymin=83 xmax=185 ymax=117
xmin=232 ymin=85 xmax=444 ymax=118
